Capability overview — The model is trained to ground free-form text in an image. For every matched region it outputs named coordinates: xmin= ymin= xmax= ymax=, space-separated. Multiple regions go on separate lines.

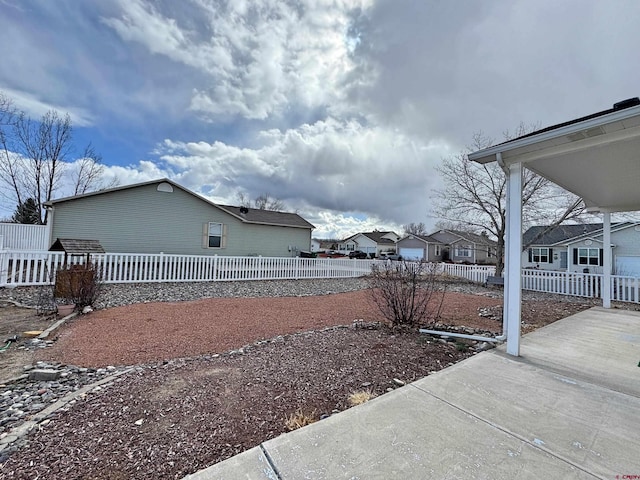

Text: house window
xmin=455 ymin=245 xmax=472 ymax=257
xmin=435 ymin=245 xmax=441 ymax=256
xmin=578 ymin=248 xmax=600 ymax=266
xmin=346 ymin=244 xmax=355 ymax=251
xmin=531 ymin=247 xmax=549 ymax=263
xmin=208 ymin=222 xmax=223 ymax=248
xmin=487 ymin=247 xmax=495 ymax=258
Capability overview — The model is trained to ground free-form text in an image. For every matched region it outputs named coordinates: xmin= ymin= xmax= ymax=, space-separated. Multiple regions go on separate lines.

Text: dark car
xmin=349 ymin=250 xmax=368 ymax=259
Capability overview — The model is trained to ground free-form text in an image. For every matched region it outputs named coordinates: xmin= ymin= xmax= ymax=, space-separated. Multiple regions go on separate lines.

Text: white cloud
xmin=1 ymin=88 xmax=94 ymax=127
xmin=152 ymin=117 xmax=448 ymax=235
xmin=103 ymin=0 xmax=369 ymax=120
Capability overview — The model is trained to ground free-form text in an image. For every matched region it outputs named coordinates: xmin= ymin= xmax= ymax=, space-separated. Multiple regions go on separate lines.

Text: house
xmin=428 ymin=230 xmax=498 ymax=264
xmin=338 ymin=231 xmax=400 ymax=257
xmin=310 ymin=238 xmax=322 ymax=253
xmin=45 ymin=179 xmax=315 ymax=257
xmin=396 ymin=234 xmax=444 ymax=261
xmin=523 ymin=222 xmax=640 ymax=276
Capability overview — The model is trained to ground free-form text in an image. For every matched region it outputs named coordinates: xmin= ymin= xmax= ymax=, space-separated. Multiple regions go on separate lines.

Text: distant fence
xmin=0 ymin=224 xmax=48 ymax=250
xmin=1 ymin=250 xmax=637 ymax=305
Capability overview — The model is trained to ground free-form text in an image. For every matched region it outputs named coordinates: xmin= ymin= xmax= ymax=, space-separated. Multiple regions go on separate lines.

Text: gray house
xmin=523 ymin=222 xmax=640 ymax=276
xmin=428 ymin=230 xmax=497 ymax=265
xmin=45 ymin=179 xmax=314 ymax=257
xmin=396 ymin=234 xmax=443 ymax=261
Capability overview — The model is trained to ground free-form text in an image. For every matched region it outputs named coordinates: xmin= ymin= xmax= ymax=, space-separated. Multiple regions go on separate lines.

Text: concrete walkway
xmin=184 ymin=307 xmax=640 ymax=479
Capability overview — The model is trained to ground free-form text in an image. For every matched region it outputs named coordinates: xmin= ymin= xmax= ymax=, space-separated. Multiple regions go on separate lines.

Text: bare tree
xmin=402 ymin=222 xmax=427 ymax=235
xmin=433 ymin=126 xmax=586 ymax=276
xmin=238 ymin=192 xmax=285 ymax=211
xmin=13 ymin=110 xmax=72 ymax=224
xmin=0 ymin=92 xmax=112 ymax=224
xmin=71 ymin=144 xmax=119 ymax=195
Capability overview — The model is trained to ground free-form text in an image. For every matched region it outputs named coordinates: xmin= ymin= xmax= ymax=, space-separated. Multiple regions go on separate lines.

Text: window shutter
xmin=221 ymin=224 xmax=228 ymax=248
xmin=599 ymin=248 xmax=603 ymax=266
xmin=548 ymin=248 xmax=553 ymax=263
xmin=202 ymin=223 xmax=209 ymax=248
xmin=528 ymin=249 xmax=532 ymax=262
xmin=572 ymin=248 xmax=578 ymax=265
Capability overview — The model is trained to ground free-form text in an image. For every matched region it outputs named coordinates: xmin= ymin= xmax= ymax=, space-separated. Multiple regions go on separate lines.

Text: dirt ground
xmin=0 ymin=287 xmax=603 ymax=479
xmin=0 ymin=303 xmax=58 ymax=382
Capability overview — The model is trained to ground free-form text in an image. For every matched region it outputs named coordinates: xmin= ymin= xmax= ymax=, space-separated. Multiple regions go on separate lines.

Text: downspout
xmin=44 ymin=205 xmax=54 ymax=249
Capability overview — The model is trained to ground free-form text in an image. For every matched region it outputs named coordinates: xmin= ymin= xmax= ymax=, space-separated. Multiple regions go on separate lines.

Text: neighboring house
xmin=396 ymin=234 xmax=444 ymax=261
xmin=338 ymin=231 xmax=400 ymax=257
xmin=45 ymin=179 xmax=315 ymax=257
xmin=522 ymin=222 xmax=640 ymax=276
xmin=310 ymin=238 xmax=322 ymax=253
xmin=429 ymin=230 xmax=498 ymax=265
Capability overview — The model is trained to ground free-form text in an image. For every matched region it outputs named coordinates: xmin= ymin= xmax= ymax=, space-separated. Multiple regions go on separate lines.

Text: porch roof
xmin=468 ymin=98 xmax=640 ymax=213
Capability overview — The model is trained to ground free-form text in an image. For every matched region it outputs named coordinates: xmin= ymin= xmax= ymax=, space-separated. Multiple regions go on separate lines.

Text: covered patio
xmin=469 ymin=97 xmax=640 ymax=356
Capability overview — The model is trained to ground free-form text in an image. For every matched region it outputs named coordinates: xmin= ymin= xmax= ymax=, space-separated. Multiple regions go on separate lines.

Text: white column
xmin=602 ymin=211 xmax=612 ymax=308
xmin=505 ymin=162 xmax=523 ymax=356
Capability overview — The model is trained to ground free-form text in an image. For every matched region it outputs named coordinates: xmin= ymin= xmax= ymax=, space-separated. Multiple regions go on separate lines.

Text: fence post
xmin=0 ymin=250 xmax=7 ymax=287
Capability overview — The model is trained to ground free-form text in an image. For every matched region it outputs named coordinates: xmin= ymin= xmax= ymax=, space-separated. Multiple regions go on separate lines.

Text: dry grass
xmin=348 ymin=389 xmax=376 ymax=406
xmin=284 ymin=409 xmax=318 ymax=431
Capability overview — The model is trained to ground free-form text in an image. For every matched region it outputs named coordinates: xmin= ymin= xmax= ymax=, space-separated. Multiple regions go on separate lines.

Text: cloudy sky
xmin=1 ymin=0 xmax=638 ymax=238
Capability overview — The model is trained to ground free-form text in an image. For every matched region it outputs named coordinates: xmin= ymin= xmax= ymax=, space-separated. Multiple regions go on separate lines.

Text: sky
xmin=1 ymin=0 xmax=639 ymax=239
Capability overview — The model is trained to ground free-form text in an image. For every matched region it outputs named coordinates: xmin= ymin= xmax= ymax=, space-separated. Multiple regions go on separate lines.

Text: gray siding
xmin=51 ymin=183 xmax=310 ymax=256
xmin=608 ymin=226 xmax=640 ymax=257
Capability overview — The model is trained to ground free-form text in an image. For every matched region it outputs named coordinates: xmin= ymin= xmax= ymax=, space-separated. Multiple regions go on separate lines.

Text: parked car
xmin=348 ymin=250 xmax=368 ymax=259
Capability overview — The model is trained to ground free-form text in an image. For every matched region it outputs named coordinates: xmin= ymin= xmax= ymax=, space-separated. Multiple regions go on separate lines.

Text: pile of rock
xmin=0 ymin=278 xmax=370 ymax=309
xmin=0 ymin=361 xmax=130 ymax=460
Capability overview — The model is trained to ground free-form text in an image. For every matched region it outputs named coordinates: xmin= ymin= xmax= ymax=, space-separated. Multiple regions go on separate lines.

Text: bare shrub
xmin=54 ymin=262 xmax=103 ymax=309
xmin=367 ymin=260 xmax=446 ymax=329
xmin=284 ymin=409 xmax=318 ymax=431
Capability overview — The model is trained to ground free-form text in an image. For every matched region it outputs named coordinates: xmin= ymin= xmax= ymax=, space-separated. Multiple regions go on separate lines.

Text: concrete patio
xmin=183 ymin=306 xmax=640 ymax=479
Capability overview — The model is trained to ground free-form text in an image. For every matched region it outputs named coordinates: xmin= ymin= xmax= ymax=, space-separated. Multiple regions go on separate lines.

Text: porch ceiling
xmin=468 ymin=101 xmax=640 ymax=213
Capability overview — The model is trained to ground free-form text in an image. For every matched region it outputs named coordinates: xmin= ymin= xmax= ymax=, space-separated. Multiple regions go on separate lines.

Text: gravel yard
xmin=0 ymin=278 xmax=604 ymax=479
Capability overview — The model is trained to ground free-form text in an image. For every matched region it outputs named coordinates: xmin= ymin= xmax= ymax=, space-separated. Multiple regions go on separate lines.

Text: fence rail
xmin=0 ymin=250 xmax=379 ymax=287
xmin=1 ymin=250 xmax=638 ymax=305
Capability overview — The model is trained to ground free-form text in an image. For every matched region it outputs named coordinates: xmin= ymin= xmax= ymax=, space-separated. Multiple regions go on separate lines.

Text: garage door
xmin=616 ymin=256 xmax=640 ymax=277
xmin=399 ymin=248 xmax=424 ymax=261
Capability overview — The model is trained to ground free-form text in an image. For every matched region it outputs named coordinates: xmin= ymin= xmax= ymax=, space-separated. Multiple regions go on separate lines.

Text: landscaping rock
xmin=28 ymin=370 xmax=61 ymax=382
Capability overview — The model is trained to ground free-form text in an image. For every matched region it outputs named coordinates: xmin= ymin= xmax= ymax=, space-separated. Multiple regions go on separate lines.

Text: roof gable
xmin=429 ymin=229 xmax=495 ymax=246
xmin=400 ymin=234 xmax=441 ymax=244
xmin=523 ymin=222 xmax=637 ymax=246
xmin=47 ymin=178 xmax=314 ymax=230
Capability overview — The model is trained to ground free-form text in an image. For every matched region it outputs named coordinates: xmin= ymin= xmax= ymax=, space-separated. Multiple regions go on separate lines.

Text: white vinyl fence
xmin=1 ymin=249 xmax=638 ymax=305
xmin=522 ymin=269 xmax=639 ymax=304
xmin=0 ymin=224 xmax=49 ymax=250
xmin=0 ymin=251 xmax=378 ymax=287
